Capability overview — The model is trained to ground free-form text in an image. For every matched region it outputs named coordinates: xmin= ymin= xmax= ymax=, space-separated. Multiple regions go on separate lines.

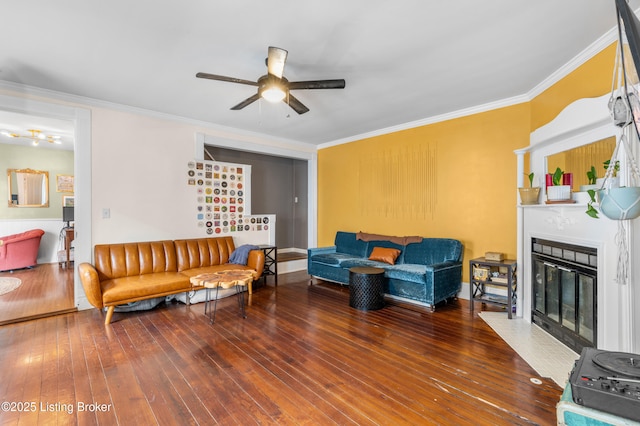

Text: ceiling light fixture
xmin=261 ymin=86 xmax=286 ymax=103
xmin=256 ymin=74 xmax=287 ymax=103
xmin=0 ymin=129 xmax=62 ymax=146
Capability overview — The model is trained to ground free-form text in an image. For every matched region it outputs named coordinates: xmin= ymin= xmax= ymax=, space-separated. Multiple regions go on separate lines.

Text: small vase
xmin=519 ymin=187 xmax=541 ymax=205
xmin=547 ymin=185 xmax=571 ymax=201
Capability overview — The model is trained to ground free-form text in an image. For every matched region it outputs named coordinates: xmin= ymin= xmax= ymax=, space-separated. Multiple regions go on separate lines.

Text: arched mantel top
xmin=523 ymin=93 xmax=615 ymax=152
xmin=514 ymin=93 xmax=618 ymax=188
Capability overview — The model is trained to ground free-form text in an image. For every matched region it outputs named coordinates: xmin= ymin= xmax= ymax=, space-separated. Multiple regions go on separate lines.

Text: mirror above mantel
xmin=7 ymin=168 xmax=49 ymax=207
xmin=515 ymin=93 xmax=618 ymax=191
xmin=546 ymin=136 xmax=617 ymax=191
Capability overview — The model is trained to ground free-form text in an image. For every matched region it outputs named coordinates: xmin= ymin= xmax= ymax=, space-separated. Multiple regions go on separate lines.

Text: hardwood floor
xmin=0 ymin=263 xmax=75 ymax=325
xmin=0 ymin=271 xmax=562 ymax=425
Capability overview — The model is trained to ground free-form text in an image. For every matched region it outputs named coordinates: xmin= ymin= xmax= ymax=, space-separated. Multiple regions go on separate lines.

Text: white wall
xmin=0 ymin=84 xmax=319 ymax=310
xmin=90 ymin=108 xmax=200 ymax=243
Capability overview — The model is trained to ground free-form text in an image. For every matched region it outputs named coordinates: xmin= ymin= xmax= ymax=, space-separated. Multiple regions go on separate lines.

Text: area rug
xmin=0 ymin=277 xmax=22 ymax=296
xmin=479 ymin=311 xmax=579 ymax=387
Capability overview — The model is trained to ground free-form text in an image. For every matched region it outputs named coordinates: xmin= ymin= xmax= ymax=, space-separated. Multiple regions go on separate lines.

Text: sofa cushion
xmin=341 ymin=258 xmax=391 ymax=270
xmin=175 ymin=237 xmax=236 ymax=271
xmin=101 ymin=272 xmax=189 ymax=305
xmin=403 ymin=238 xmax=462 ymax=265
xmin=368 ymin=247 xmax=401 ymax=265
xmin=94 ymin=240 xmax=178 ymax=280
xmin=334 ymin=231 xmax=369 ymax=257
xmin=310 ymin=253 xmax=362 ymax=266
xmin=384 ymin=264 xmax=428 ymax=284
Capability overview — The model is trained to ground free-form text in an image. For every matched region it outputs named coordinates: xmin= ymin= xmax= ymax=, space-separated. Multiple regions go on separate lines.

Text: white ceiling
xmin=0 ymin=1 xmax=628 ymax=148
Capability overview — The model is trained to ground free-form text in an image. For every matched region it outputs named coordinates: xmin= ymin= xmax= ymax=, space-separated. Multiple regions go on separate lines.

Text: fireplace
xmin=515 ymin=94 xmax=639 ymax=354
xmin=530 ymin=238 xmax=597 ymax=354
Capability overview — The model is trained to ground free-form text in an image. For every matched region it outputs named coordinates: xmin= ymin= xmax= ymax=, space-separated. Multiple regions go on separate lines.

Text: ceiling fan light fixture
xmin=261 ymin=85 xmax=286 ymax=103
xmin=196 ymin=46 xmax=345 ymax=114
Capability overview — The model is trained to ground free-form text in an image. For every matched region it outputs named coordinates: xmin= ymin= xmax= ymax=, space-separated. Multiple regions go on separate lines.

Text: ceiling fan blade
xmin=267 ymin=46 xmax=288 ymax=78
xmin=196 ymin=72 xmax=258 ymax=86
xmin=231 ymin=93 xmax=261 ymax=110
xmin=288 ymin=79 xmax=346 ymax=90
xmin=285 ymin=93 xmax=309 ymax=115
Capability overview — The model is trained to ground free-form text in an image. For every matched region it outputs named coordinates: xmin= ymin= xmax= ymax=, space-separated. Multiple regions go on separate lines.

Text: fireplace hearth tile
xmin=479 ymin=311 xmax=579 ymax=388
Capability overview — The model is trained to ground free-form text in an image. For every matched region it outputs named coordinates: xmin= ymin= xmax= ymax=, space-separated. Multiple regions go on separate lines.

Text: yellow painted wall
xmin=319 ymin=102 xmax=530 ymax=265
xmin=530 ymin=43 xmax=616 ymax=131
xmin=317 ymin=40 xmax=617 ymax=282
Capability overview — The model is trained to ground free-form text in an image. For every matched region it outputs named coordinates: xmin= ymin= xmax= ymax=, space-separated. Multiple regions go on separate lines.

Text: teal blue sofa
xmin=308 ymin=231 xmax=463 ymax=309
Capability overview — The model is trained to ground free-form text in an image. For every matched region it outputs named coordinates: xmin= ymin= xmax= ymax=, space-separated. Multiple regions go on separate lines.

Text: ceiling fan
xmin=196 ymin=46 xmax=345 ymax=115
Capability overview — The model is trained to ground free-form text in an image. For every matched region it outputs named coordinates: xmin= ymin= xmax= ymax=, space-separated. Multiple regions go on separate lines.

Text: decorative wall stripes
xmin=358 ymin=142 xmax=438 ymax=219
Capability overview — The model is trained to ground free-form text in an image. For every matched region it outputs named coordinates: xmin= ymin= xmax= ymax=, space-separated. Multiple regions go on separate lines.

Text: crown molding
xmin=321 ymin=23 xmax=621 ymax=150
xmin=527 ymin=26 xmax=617 ymax=99
xmin=319 ymin=94 xmax=530 ymax=150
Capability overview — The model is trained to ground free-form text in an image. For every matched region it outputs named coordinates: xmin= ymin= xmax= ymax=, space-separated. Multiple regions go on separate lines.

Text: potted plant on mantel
xmin=546 ymin=167 xmax=572 ymax=202
xmin=518 ymin=172 xmax=540 ymax=205
xmin=580 ymin=166 xmax=598 ymax=192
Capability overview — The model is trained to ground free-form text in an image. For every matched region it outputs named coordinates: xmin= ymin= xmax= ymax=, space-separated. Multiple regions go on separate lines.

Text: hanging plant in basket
xmin=589 ymin=31 xmax=640 ymax=221
xmin=598 ymin=187 xmax=640 ymax=220
xmin=594 ymin=124 xmax=640 ymax=220
xmin=592 ymin=1 xmax=640 ymax=287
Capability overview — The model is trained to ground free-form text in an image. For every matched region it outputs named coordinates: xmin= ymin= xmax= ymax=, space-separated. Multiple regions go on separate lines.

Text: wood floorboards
xmin=0 ymin=263 xmax=75 ymax=325
xmin=0 ymin=271 xmax=562 ymax=425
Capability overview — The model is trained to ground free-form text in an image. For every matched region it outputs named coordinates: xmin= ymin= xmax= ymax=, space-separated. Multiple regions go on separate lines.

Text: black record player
xmin=569 ymin=347 xmax=640 ymax=422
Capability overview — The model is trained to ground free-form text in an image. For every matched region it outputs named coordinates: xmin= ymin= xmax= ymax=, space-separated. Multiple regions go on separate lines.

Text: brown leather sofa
xmin=78 ymin=236 xmax=265 ymax=324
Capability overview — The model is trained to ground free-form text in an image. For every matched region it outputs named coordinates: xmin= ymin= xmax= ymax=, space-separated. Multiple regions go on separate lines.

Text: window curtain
xmin=16 ymin=172 xmax=44 ymax=205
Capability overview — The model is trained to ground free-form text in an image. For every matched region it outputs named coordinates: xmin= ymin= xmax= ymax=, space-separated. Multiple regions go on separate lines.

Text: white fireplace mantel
xmin=515 ymin=93 xmax=639 ymax=353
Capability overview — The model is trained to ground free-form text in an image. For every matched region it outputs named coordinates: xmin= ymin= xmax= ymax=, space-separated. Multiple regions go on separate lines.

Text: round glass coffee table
xmin=190 ymin=270 xmax=255 ymax=323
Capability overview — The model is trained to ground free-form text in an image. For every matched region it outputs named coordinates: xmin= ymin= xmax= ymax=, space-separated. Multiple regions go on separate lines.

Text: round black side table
xmin=348 ymin=266 xmax=385 ymax=311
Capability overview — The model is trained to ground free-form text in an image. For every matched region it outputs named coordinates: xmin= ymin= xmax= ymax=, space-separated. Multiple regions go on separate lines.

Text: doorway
xmin=0 ymin=93 xmax=93 ymax=318
xmin=0 ymin=111 xmax=75 ymax=323
xmin=206 ymin=145 xmax=308 ymax=250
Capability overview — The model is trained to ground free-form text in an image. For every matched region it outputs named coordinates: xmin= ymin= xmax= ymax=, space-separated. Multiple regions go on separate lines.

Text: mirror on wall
xmin=546 ymin=137 xmax=617 ymax=191
xmin=7 ymin=168 xmax=49 ymax=207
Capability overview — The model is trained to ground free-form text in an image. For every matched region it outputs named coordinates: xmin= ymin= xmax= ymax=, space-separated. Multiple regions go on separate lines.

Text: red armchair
xmin=0 ymin=229 xmax=45 ymax=272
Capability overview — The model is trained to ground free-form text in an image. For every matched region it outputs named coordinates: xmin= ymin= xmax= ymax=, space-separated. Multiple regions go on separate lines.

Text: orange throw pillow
xmin=368 ymin=247 xmax=401 ymax=265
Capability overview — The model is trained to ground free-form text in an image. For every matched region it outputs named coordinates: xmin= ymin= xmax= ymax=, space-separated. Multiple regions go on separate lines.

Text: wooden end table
xmin=190 ymin=270 xmax=255 ymax=323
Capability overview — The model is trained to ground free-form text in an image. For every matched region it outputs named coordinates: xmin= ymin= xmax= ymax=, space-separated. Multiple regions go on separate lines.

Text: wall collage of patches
xmin=187 ymin=160 xmax=269 ymax=236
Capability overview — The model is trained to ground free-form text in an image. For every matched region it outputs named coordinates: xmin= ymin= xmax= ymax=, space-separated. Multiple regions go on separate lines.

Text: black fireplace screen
xmin=531 ymin=238 xmax=597 ymax=353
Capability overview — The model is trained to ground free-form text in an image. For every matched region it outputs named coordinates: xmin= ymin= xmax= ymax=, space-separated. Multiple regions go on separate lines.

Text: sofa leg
xmin=104 ymin=306 xmax=115 ymax=325
xmin=308 ymin=275 xmax=314 ymax=285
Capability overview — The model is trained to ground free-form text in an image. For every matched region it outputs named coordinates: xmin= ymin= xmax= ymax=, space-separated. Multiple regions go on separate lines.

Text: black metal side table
xmin=349 ymin=267 xmax=385 ymax=311
xmin=258 ymin=245 xmax=277 ymax=285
